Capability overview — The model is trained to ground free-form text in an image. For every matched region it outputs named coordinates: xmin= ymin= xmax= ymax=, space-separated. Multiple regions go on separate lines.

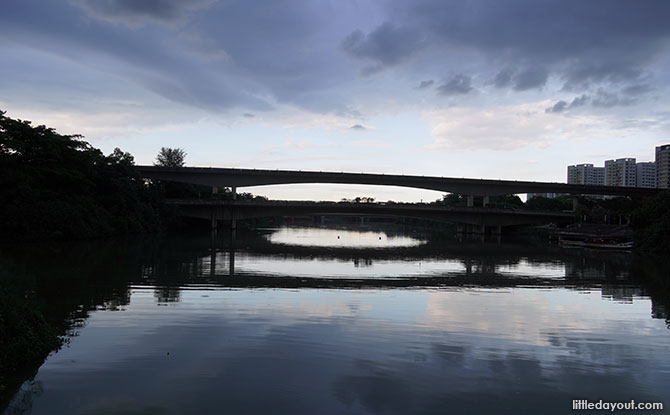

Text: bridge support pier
xmin=483 ymin=196 xmax=489 ymax=207
xmin=471 ymin=224 xmax=486 ymax=235
xmin=211 ymin=211 xmax=218 ymax=231
xmin=467 ymin=195 xmax=474 ymax=207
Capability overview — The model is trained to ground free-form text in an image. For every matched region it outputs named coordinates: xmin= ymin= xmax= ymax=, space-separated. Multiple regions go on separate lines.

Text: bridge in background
xmin=168 ymin=199 xmax=575 ymax=234
xmin=137 ymin=166 xmax=661 ymax=198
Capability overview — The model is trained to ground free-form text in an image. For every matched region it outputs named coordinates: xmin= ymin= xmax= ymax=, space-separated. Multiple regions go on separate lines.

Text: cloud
xmin=545 ymin=100 xmax=568 ymax=114
xmin=591 ymin=89 xmax=635 ymax=108
xmin=350 ymin=124 xmax=366 ymax=130
xmin=424 ymin=102 xmax=609 ymax=150
xmin=545 ymin=87 xmax=650 ymax=113
xmin=545 ymin=94 xmax=589 ymax=113
xmin=513 ymin=67 xmax=548 ymax=91
xmin=492 ymin=67 xmax=515 ymax=88
xmin=417 ymin=80 xmax=434 ymax=89
xmin=1 ymin=0 xmax=358 ymax=114
xmin=243 ymin=113 xmax=255 ymax=118
xmin=437 ymin=74 xmax=473 ymax=96
xmin=3 ymin=0 xmax=669 ymax=122
xmin=341 ymin=22 xmax=425 ymax=73
xmin=393 ymin=0 xmax=670 ymax=92
xmin=70 ymin=0 xmax=216 ymax=26
xmin=622 ymin=84 xmax=653 ymax=97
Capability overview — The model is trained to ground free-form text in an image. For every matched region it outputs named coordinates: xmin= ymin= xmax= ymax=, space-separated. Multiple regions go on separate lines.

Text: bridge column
xmin=483 ymin=196 xmax=489 ymax=207
xmin=211 ymin=210 xmax=218 ymax=231
xmin=212 ymin=186 xmax=218 ymax=195
xmin=467 ymin=195 xmax=474 ymax=207
xmin=572 ymin=197 xmax=578 ymax=211
xmin=232 ymin=186 xmax=237 ymax=200
xmin=210 ymin=230 xmax=217 ymax=277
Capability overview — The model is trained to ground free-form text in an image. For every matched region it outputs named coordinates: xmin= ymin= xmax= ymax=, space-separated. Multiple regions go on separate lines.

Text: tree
xmin=0 ymin=110 xmax=163 ymax=240
xmin=108 ymin=147 xmax=135 ymax=167
xmin=154 ymin=147 xmax=186 ymax=167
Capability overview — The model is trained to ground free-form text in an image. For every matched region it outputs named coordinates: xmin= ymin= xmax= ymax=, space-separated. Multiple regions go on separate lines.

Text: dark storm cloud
xmin=363 ymin=0 xmax=670 ymax=92
xmin=437 ymin=74 xmax=473 ymax=96
xmin=3 ymin=0 xmax=669 ymax=115
xmin=70 ymin=0 xmax=215 ymax=25
xmin=417 ymin=0 xmax=668 ymax=83
xmin=341 ymin=22 xmax=425 ymax=73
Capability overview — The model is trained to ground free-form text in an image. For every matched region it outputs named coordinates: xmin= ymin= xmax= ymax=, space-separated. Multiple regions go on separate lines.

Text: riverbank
xmin=0 ymin=260 xmax=62 ymax=409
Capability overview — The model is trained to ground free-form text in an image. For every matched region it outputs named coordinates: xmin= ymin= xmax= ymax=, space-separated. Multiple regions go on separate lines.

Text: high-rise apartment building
xmin=605 ymin=158 xmax=636 ymax=187
xmin=656 ymin=144 xmax=670 ymax=189
xmin=567 ymin=164 xmax=605 ymax=185
xmin=636 ymin=162 xmax=657 ymax=188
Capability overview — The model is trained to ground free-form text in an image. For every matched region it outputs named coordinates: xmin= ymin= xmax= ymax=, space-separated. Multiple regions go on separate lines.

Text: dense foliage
xmin=632 ymin=190 xmax=670 ymax=253
xmin=0 ymin=110 xmax=163 ymax=241
xmin=0 ymin=259 xmax=62 ymax=404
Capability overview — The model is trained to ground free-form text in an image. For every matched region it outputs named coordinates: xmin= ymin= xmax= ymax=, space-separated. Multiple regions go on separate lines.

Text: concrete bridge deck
xmin=137 ymin=166 xmax=661 ymax=197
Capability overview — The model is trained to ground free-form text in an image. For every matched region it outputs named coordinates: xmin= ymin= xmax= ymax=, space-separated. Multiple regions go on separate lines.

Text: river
xmin=2 ymin=225 xmax=669 ymax=414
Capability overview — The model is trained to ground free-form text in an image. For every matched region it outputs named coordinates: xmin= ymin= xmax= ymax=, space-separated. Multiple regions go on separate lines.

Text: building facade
xmin=567 ymin=164 xmax=605 ymax=185
xmin=636 ymin=162 xmax=657 ymax=188
xmin=604 ymin=158 xmax=636 ymax=187
xmin=656 ymin=144 xmax=670 ymax=189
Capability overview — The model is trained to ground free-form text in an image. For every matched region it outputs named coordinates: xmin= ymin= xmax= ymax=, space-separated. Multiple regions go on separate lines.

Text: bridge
xmin=138 ymin=166 xmax=659 ymax=232
xmin=168 ymin=199 xmax=574 ymax=234
xmin=136 ymin=165 xmax=661 ymax=198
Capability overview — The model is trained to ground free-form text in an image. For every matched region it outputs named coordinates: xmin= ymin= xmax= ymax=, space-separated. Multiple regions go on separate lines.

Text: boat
xmin=558 ymin=237 xmax=633 ymax=250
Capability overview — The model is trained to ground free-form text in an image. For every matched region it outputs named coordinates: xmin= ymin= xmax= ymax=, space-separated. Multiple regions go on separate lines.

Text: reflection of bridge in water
xmin=128 ymin=229 xmax=669 ymax=325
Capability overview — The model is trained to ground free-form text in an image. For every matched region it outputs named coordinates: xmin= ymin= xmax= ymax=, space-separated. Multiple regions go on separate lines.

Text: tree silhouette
xmin=155 ymin=147 xmax=186 ymax=167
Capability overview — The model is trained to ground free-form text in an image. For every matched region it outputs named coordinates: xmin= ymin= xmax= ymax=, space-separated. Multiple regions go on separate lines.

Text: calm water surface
xmin=2 ymin=225 xmax=669 ymax=414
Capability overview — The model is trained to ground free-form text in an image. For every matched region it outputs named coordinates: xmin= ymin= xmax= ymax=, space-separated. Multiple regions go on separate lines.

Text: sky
xmin=2 ymin=0 xmax=670 ymax=201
